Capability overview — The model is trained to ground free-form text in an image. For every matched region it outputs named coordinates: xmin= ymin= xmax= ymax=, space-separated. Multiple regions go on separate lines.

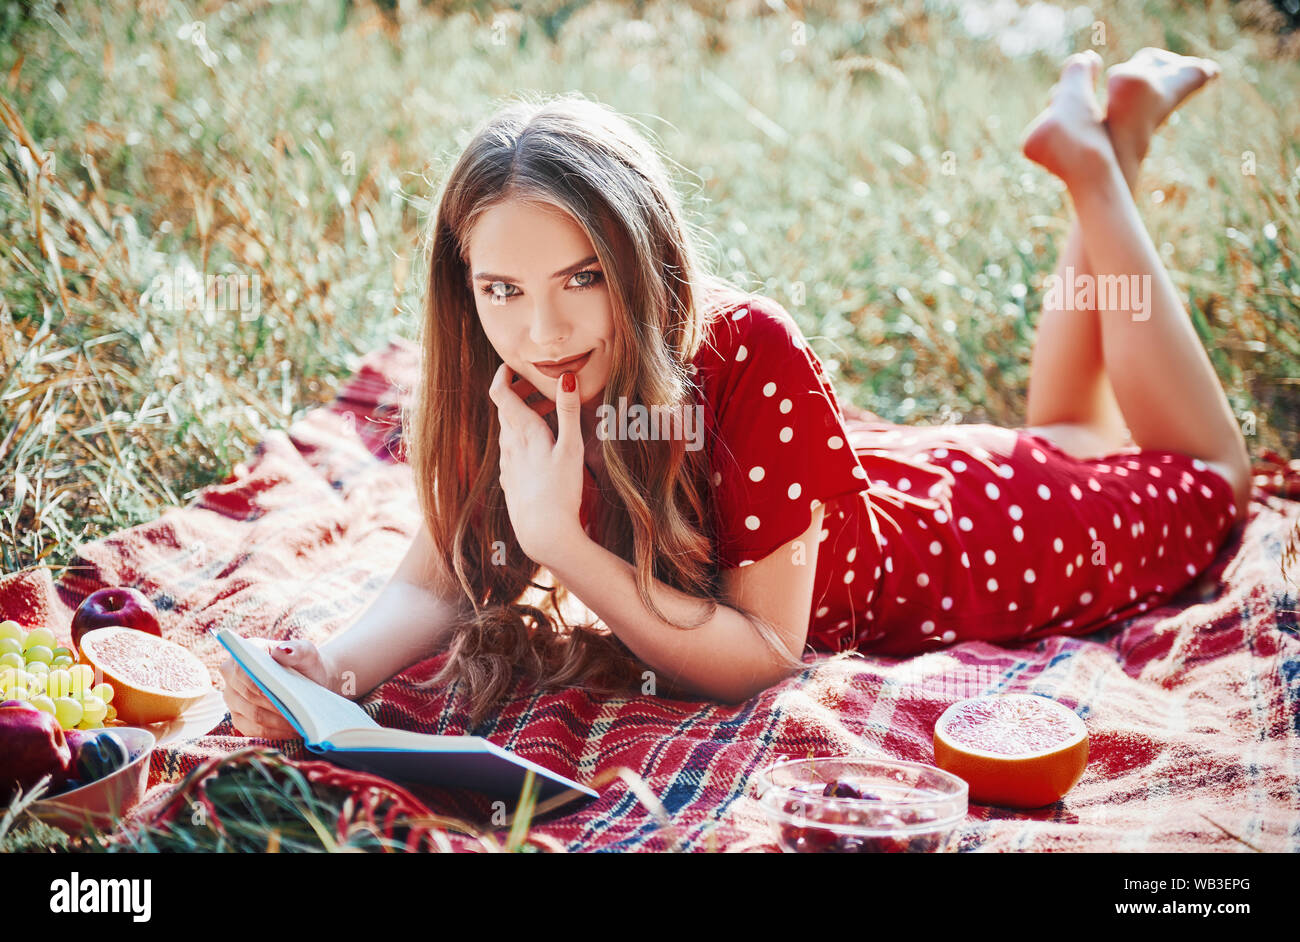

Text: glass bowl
xmin=755 ymin=756 xmax=968 ymax=853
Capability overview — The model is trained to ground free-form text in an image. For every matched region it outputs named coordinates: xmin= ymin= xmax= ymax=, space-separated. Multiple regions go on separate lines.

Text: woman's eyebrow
xmin=472 ymin=254 xmax=599 ymax=282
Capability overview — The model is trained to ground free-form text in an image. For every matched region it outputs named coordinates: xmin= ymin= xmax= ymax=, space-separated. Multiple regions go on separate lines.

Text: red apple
xmin=70 ymin=587 xmax=163 ymax=649
xmin=0 ymin=703 xmax=72 ymax=802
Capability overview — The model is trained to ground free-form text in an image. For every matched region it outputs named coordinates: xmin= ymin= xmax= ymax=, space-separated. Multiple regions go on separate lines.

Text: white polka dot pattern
xmin=703 ymin=295 xmax=871 ymax=571
xmin=801 ymin=421 xmax=1238 ymax=656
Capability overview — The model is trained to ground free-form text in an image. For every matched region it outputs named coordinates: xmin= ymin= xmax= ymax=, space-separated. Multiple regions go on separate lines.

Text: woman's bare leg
xmin=1026 ymin=49 xmax=1222 ymax=454
xmin=1021 ymin=50 xmax=1251 ymax=519
xmin=1024 ymin=221 xmax=1130 ymax=454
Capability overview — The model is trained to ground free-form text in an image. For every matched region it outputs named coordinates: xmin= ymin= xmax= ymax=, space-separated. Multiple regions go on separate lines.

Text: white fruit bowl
xmin=28 ymin=726 xmax=156 ymax=835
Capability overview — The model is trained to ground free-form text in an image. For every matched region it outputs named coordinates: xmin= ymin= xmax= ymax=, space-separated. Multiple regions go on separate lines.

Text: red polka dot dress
xmin=690 ymin=291 xmax=1241 ymax=657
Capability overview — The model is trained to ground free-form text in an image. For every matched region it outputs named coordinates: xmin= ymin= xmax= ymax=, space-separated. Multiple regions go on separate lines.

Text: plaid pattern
xmin=5 ymin=336 xmax=1295 ymax=852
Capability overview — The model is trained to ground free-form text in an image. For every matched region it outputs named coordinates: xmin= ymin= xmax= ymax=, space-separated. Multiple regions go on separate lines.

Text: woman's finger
xmin=269 ymin=641 xmax=331 ymax=689
xmin=220 ymin=686 xmax=242 ymax=722
xmin=228 ymin=707 xmax=256 ymax=737
xmin=222 ymin=682 xmax=267 ymax=727
xmin=243 ymin=696 xmax=293 ymax=738
xmin=253 ymin=705 xmax=295 ymax=739
xmin=488 ymin=361 xmax=512 ymax=408
xmin=219 ymin=656 xmax=257 ymax=707
xmin=219 ymin=648 xmax=279 ymax=716
xmin=491 ymin=363 xmax=545 ymax=434
xmin=229 ymin=702 xmax=294 ymax=740
xmin=225 ymin=655 xmax=272 ymax=708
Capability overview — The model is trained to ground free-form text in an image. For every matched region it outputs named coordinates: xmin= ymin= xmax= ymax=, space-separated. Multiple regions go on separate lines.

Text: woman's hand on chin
xmin=488 ymin=361 xmax=587 ymax=568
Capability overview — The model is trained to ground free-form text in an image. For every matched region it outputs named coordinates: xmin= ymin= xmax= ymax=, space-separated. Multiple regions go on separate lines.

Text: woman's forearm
xmin=318 ymin=576 xmax=466 ymax=700
xmin=543 ymin=535 xmax=792 ymax=703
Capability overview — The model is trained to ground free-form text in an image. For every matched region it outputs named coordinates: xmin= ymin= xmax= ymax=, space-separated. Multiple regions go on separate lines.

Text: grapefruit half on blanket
xmin=933 ymin=694 xmax=1089 ymax=809
xmin=78 ymin=627 xmax=212 ymax=725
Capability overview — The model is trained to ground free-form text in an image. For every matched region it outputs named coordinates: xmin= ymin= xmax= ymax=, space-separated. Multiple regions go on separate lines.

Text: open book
xmin=212 ymin=628 xmax=598 ymax=802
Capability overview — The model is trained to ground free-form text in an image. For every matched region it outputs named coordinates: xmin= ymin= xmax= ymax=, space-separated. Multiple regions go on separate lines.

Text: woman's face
xmin=466 ymin=198 xmax=613 ymax=424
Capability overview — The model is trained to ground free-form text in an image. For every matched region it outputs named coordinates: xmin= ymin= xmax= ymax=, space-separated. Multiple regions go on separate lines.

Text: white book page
xmin=220 ymin=629 xmax=379 ymax=743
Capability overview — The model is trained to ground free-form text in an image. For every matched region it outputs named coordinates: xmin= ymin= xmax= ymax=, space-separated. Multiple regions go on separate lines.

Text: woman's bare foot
xmin=1021 ymin=51 xmax=1118 ymax=189
xmin=1103 ymin=47 xmax=1221 ymax=190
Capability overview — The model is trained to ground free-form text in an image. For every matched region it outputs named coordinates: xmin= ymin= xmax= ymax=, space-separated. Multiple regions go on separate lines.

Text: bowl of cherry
xmin=756 ymin=756 xmax=968 ymax=853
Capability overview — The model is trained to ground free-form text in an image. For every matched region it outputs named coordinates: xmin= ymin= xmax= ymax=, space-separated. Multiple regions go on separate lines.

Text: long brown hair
xmin=402 ymin=92 xmax=805 ymax=726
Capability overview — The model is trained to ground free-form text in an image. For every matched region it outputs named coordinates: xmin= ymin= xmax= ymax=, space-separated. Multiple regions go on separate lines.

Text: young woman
xmin=221 ymin=48 xmax=1250 ymax=735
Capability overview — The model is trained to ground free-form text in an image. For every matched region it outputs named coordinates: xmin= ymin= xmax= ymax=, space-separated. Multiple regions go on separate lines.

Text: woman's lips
xmin=533 ymin=350 xmax=593 ymax=378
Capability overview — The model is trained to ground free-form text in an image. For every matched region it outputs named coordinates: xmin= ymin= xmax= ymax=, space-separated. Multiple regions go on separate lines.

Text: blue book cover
xmin=212 ymin=628 xmax=598 ymax=802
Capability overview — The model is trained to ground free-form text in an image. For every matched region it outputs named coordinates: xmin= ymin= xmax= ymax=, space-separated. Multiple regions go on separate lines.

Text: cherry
xmin=872 ymin=836 xmax=912 ymax=853
xmin=823 ymin=780 xmax=864 ymax=800
xmin=797 ymin=826 xmax=839 ymax=852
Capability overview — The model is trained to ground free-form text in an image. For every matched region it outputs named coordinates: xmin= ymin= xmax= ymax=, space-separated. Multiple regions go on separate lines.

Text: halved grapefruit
xmin=933 ymin=693 xmax=1089 ymax=809
xmin=77 ymin=627 xmax=212 ymax=725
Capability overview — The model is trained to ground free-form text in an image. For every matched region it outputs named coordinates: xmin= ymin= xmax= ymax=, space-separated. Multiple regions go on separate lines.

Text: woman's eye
xmin=570 ymin=269 xmax=603 ymax=290
xmin=480 ymin=282 xmax=516 ymax=301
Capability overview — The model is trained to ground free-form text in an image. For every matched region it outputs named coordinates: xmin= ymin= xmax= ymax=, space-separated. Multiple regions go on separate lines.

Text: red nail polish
xmin=562 ymin=372 xmax=576 ymax=393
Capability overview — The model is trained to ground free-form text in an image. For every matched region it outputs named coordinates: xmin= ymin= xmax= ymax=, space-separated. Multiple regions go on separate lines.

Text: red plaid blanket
xmin=5 ymin=337 xmax=1298 ymax=851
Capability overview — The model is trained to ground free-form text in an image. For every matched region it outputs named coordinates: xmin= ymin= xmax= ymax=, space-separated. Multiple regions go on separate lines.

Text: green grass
xmin=1 ymin=0 xmax=1297 ymax=850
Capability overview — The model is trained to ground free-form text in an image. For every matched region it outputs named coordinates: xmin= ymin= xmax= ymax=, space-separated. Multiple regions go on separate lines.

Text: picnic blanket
xmin=4 ymin=336 xmax=1298 ymax=851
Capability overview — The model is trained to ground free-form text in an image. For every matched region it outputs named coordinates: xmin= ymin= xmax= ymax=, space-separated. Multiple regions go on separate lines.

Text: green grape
xmin=53 ymin=697 xmax=83 ymax=729
xmin=79 ymin=694 xmax=107 ymax=724
xmin=26 ymin=671 xmax=47 ymax=696
xmin=46 ymin=668 xmax=72 ymax=699
xmin=0 ymin=637 xmax=22 ymax=657
xmin=30 ymin=694 xmax=56 ymax=715
xmin=9 ymin=685 xmax=31 ymax=701
xmin=51 ymin=646 xmax=73 ymax=660
xmin=50 ymin=654 xmax=75 ymax=669
xmin=24 ymin=645 xmax=54 ymax=666
xmin=91 ymin=682 xmax=114 ymax=704
xmin=22 ymin=627 xmax=56 ymax=652
xmin=0 ymin=666 xmax=17 ymax=692
xmin=76 ymin=717 xmax=104 ymax=730
xmin=68 ymin=664 xmax=96 ymax=698
xmin=0 ymin=620 xmax=23 ymax=643
xmin=0 ymin=651 xmax=25 ymax=671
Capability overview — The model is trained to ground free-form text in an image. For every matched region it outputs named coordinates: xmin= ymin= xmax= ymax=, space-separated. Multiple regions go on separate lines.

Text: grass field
xmin=2 ymin=0 xmax=1298 ymax=578
xmin=1 ymin=0 xmax=1297 ymax=853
